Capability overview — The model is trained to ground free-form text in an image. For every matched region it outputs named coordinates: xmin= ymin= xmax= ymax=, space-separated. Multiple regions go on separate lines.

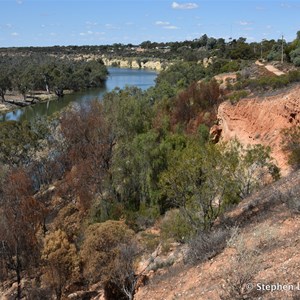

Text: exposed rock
xmin=214 ymin=72 xmax=237 ymax=90
xmin=101 ymin=56 xmax=166 ymax=71
xmin=203 ymin=57 xmax=214 ymax=68
xmin=68 ymin=290 xmax=100 ymax=299
xmin=216 ymin=85 xmax=300 ymax=175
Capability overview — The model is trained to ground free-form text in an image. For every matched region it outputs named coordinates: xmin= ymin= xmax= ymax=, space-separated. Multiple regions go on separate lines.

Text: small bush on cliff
xmin=282 ymin=126 xmax=300 ymax=170
xmin=228 ymin=90 xmax=249 ymax=104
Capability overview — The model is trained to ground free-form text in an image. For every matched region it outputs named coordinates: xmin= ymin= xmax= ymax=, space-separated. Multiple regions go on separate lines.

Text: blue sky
xmin=0 ymin=0 xmax=299 ymax=47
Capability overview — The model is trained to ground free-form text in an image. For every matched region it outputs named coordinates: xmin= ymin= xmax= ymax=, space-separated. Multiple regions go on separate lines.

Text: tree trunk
xmin=55 ymin=88 xmax=64 ymax=98
xmin=55 ymin=285 xmax=62 ymax=300
xmin=15 ymin=252 xmax=22 ymax=300
xmin=0 ymin=91 xmax=5 ymax=102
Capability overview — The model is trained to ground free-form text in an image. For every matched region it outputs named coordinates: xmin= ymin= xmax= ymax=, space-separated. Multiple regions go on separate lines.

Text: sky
xmin=0 ymin=0 xmax=299 ymax=47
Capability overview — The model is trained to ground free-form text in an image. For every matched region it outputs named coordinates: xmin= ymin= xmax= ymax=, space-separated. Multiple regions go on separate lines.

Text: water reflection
xmin=1 ymin=67 xmax=157 ymax=123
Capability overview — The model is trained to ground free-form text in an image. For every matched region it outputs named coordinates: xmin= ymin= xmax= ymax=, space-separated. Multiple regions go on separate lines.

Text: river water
xmin=0 ymin=67 xmax=157 ymax=122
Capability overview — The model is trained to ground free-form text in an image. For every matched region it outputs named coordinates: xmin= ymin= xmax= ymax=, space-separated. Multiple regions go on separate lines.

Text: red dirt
xmin=215 ymin=85 xmax=300 ymax=175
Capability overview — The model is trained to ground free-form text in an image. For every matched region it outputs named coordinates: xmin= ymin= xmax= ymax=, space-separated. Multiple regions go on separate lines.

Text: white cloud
xmin=164 ymin=25 xmax=179 ymax=30
xmin=86 ymin=21 xmax=98 ymax=26
xmin=16 ymin=0 xmax=23 ymax=4
xmin=239 ymin=21 xmax=251 ymax=26
xmin=280 ymin=3 xmax=292 ymax=9
xmin=80 ymin=31 xmax=104 ymax=37
xmin=172 ymin=2 xmax=198 ymax=10
xmin=155 ymin=21 xmax=170 ymax=26
xmin=11 ymin=32 xmax=19 ymax=36
xmin=105 ymin=23 xmax=120 ymax=30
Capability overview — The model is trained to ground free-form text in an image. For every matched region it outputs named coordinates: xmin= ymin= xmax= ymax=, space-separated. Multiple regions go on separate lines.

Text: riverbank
xmin=0 ymin=67 xmax=158 ymax=122
xmin=0 ymin=90 xmax=72 ymax=115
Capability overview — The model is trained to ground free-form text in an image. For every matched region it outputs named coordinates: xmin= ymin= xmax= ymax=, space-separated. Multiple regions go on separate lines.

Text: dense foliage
xmin=0 ymin=54 xmax=107 ymax=100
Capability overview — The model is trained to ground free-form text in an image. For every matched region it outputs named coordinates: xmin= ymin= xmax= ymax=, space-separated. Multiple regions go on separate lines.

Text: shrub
xmin=160 ymin=209 xmax=195 ymax=243
xmin=220 ymin=231 xmax=262 ymax=300
xmin=80 ymin=220 xmax=138 ymax=300
xmin=41 ymin=229 xmax=80 ymax=300
xmin=220 ymin=60 xmax=241 ymax=73
xmin=185 ymin=228 xmax=229 ymax=264
xmin=293 ymin=57 xmax=300 ymax=67
xmin=283 ymin=189 xmax=300 ymax=214
xmin=234 ymin=70 xmax=300 ymax=93
xmin=197 ymin=124 xmax=210 ymax=145
xmin=228 ymin=90 xmax=249 ymax=104
xmin=282 ymin=126 xmax=300 ymax=170
xmin=288 ymin=70 xmax=300 ymax=82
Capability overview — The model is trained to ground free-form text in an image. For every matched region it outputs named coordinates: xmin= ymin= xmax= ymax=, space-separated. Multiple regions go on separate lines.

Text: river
xmin=0 ymin=67 xmax=157 ymax=123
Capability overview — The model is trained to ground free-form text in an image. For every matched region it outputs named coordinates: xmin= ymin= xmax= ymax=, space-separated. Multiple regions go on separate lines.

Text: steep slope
xmin=212 ymin=85 xmax=300 ymax=175
xmin=135 ymin=170 xmax=300 ymax=300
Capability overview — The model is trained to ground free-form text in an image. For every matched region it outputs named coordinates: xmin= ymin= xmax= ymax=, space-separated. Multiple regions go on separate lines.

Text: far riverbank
xmin=0 ymin=67 xmax=157 ymax=122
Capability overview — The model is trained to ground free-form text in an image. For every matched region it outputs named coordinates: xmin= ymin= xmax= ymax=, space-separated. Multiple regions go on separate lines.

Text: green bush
xmin=198 ymin=124 xmax=210 ymax=145
xmin=282 ymin=126 xmax=300 ymax=170
xmin=220 ymin=60 xmax=241 ymax=73
xmin=288 ymin=70 xmax=300 ymax=82
xmin=235 ymin=70 xmax=300 ymax=92
xmin=160 ymin=209 xmax=195 ymax=243
xmin=228 ymin=90 xmax=249 ymax=104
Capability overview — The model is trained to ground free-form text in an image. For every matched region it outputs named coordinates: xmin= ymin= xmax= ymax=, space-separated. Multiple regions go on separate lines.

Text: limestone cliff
xmin=101 ymin=56 xmax=167 ymax=71
xmin=212 ymin=85 xmax=300 ymax=175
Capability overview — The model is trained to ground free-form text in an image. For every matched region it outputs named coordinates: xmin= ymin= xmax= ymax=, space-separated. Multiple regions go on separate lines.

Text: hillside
xmin=135 ymin=169 xmax=300 ymax=300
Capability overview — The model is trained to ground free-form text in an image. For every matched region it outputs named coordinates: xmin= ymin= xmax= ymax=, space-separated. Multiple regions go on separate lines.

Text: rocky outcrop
xmin=101 ymin=56 xmax=167 ymax=71
xmin=213 ymin=85 xmax=300 ymax=175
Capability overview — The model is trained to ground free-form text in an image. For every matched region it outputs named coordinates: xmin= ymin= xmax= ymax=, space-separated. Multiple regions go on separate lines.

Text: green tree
xmin=159 ymin=142 xmax=236 ymax=231
xmin=0 ymin=120 xmax=45 ymax=166
xmin=0 ymin=74 xmax=12 ymax=102
xmin=225 ymin=140 xmax=280 ymax=198
xmin=159 ymin=140 xmax=279 ymax=232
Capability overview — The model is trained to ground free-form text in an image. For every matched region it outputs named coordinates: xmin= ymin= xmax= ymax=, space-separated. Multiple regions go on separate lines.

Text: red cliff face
xmin=213 ymin=86 xmax=300 ymax=175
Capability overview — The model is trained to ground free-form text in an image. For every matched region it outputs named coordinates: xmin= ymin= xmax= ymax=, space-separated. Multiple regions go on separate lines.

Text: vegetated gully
xmin=0 ymin=67 xmax=158 ymax=123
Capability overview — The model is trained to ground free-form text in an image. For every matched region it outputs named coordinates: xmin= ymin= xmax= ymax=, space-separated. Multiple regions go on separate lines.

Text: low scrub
xmin=235 ymin=70 xmax=300 ymax=92
xmin=228 ymin=90 xmax=249 ymax=104
xmin=160 ymin=209 xmax=195 ymax=243
xmin=185 ymin=228 xmax=229 ymax=264
xmin=282 ymin=126 xmax=300 ymax=170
